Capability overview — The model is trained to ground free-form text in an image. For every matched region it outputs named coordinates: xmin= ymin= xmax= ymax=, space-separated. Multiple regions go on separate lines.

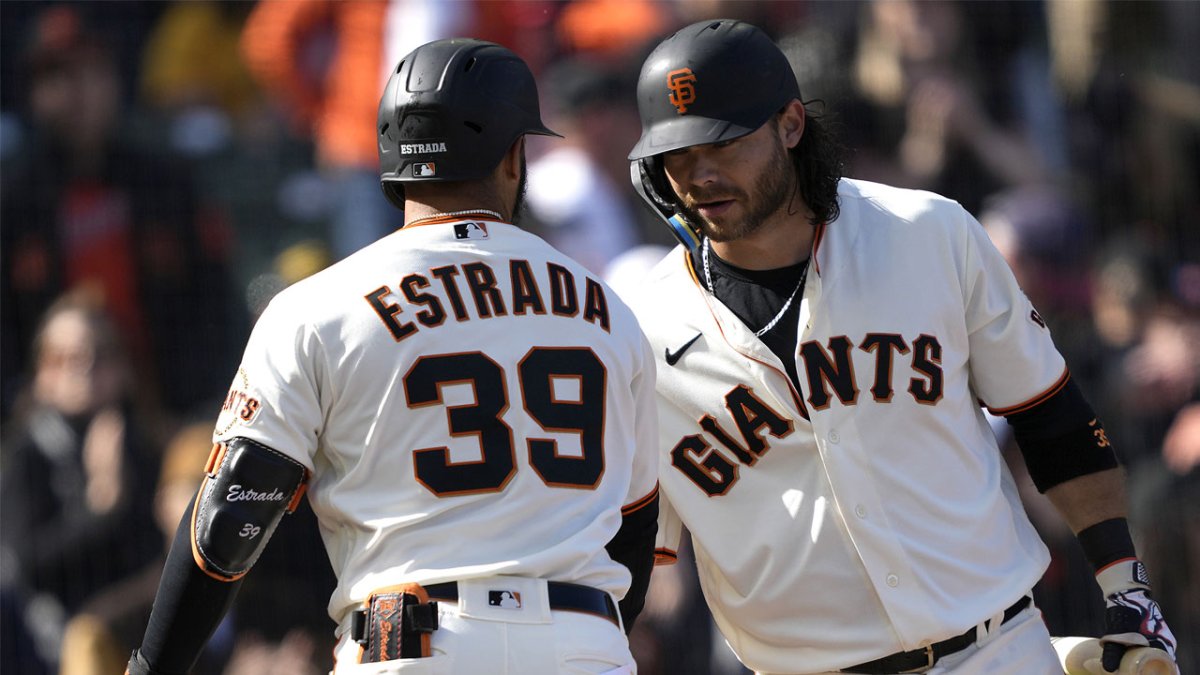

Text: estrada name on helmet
xmin=378 ymin=38 xmax=560 ymax=209
xmin=627 ymin=20 xmax=802 ymax=250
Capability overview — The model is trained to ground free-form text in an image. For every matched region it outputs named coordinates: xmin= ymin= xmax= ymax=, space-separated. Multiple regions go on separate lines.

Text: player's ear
xmin=500 ymin=136 xmax=524 ymax=182
xmin=778 ymin=99 xmax=805 ymax=150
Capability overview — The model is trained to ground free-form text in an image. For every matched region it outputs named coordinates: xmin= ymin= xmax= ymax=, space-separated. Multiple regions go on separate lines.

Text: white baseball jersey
xmin=631 ymin=179 xmax=1062 ymax=673
xmin=212 ymin=215 xmax=659 ymax=629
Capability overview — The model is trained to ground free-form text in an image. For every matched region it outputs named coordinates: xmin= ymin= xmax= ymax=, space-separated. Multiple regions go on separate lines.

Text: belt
xmin=424 ymin=580 xmax=620 ymax=626
xmin=841 ymin=596 xmax=1032 ymax=674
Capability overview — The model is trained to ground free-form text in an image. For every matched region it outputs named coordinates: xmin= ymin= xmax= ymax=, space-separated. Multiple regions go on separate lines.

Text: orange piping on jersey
xmin=654 ymin=548 xmax=678 ymax=565
xmin=811 ymin=221 xmax=827 ymax=276
xmin=988 ymin=367 xmax=1070 ymax=417
xmin=402 ymin=213 xmax=508 ymax=230
xmin=687 ymin=242 xmax=809 ymax=418
xmin=703 ymin=295 xmax=810 ymax=419
xmin=622 ymin=483 xmax=659 ymax=515
xmin=684 ymin=247 xmax=702 ymax=287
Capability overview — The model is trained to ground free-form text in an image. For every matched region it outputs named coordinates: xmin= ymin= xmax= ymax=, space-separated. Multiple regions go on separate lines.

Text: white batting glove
xmin=1095 ymin=560 xmax=1177 ymax=673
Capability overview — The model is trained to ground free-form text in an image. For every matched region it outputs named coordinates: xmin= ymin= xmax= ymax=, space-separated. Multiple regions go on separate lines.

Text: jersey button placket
xmin=886 ymin=573 xmax=899 ymax=588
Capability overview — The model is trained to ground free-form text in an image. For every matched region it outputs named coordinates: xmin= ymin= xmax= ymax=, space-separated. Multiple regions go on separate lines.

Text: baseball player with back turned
xmin=126 ymin=38 xmax=659 ymax=675
xmin=625 ymin=19 xmax=1179 ymax=675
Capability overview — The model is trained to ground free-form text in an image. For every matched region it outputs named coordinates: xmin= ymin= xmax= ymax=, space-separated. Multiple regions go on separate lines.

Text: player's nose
xmin=677 ymin=150 xmax=722 ymax=189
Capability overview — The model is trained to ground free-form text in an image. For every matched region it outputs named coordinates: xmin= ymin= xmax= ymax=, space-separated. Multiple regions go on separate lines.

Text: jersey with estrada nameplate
xmin=630 ymin=179 xmax=1061 ymax=674
xmin=213 ymin=216 xmax=659 ymax=626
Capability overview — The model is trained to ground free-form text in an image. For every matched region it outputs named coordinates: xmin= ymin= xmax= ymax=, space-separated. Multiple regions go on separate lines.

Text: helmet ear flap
xmin=630 ymin=158 xmax=701 ymax=252
xmin=381 ymin=181 xmax=405 ymax=209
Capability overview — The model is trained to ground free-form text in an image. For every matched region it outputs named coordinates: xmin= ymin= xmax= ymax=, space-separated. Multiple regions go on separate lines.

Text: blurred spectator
xmin=1085 ymin=237 xmax=1200 ymax=672
xmin=1128 ymin=399 xmax=1200 ymax=675
xmin=57 ymin=422 xmax=234 ymax=675
xmin=140 ymin=2 xmax=258 ymax=121
xmin=0 ymin=4 xmax=241 ymax=422
xmin=56 ymin=420 xmax=335 ymax=675
xmin=239 ymin=0 xmax=548 ymax=260
xmin=979 ymin=186 xmax=1097 ymax=365
xmin=239 ymin=0 xmax=395 ymax=260
xmin=138 ymin=0 xmax=324 ymax=315
xmin=554 ymin=0 xmax=673 ymax=62
xmin=1048 ymin=0 xmax=1200 ymax=253
xmin=842 ymin=0 xmax=1053 ymax=215
xmin=525 ymin=58 xmax=647 ymax=273
xmin=0 ymin=290 xmax=162 ymax=670
xmin=978 ymin=186 xmax=1107 ymax=640
xmin=1162 ymin=402 xmax=1200 ymax=477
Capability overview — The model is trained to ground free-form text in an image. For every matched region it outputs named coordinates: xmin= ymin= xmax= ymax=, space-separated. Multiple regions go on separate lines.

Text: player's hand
xmin=1096 ymin=560 xmax=1177 ymax=672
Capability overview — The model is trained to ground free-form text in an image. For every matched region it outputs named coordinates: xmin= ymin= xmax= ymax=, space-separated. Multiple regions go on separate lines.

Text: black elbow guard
xmin=1006 ymin=378 xmax=1119 ymax=493
xmin=192 ymin=437 xmax=309 ymax=580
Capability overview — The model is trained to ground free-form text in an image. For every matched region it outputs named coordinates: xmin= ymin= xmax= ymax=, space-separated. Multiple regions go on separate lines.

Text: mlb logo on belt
xmin=413 ymin=162 xmax=436 ymax=177
xmin=454 ymin=222 xmax=489 ymax=240
xmin=488 ymin=590 xmax=522 ymax=609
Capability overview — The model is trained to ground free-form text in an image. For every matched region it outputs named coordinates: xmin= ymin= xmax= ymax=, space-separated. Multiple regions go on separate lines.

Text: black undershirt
xmin=690 ymin=245 xmax=809 ymax=391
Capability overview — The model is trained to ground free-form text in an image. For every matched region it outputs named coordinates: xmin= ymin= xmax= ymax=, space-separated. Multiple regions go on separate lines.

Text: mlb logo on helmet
xmin=413 ymin=162 xmax=437 ymax=177
xmin=667 ymin=68 xmax=697 ymax=114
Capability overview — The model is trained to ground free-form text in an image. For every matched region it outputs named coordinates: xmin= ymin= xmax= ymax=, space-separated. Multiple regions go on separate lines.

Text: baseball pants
xmin=332 ymin=576 xmax=636 ymax=675
xmin=766 ymin=598 xmax=1060 ymax=675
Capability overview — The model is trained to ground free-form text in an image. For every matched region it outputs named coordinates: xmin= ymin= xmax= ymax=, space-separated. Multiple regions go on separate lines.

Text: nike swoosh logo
xmin=665 ymin=333 xmax=702 ymax=366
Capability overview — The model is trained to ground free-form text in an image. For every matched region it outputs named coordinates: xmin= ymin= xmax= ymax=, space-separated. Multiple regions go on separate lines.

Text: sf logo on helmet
xmin=667 ymin=68 xmax=697 ymax=114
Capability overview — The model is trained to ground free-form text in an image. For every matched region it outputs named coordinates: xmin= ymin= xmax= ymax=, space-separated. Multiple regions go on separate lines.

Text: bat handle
xmin=1052 ymin=636 xmax=1178 ymax=675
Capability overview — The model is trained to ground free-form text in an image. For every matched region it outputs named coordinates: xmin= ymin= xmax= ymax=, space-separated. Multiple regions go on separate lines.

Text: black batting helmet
xmin=629 ymin=20 xmax=800 ymax=160
xmin=627 ymin=20 xmax=801 ymax=249
xmin=377 ymin=38 xmax=561 ymax=208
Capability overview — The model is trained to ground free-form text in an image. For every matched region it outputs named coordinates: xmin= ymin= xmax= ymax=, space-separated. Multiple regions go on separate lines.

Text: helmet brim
xmin=628 ymin=115 xmax=757 ymax=160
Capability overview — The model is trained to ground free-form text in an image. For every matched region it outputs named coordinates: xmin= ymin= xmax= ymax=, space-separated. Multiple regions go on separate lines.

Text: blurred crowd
xmin=1 ymin=2 xmax=1196 ymax=674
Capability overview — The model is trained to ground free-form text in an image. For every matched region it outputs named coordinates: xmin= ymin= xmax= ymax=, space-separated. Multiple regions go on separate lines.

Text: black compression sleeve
xmin=1005 ymin=378 xmax=1119 ymax=493
xmin=136 ymin=498 xmax=244 ymax=675
xmin=605 ymin=495 xmax=659 ymax=633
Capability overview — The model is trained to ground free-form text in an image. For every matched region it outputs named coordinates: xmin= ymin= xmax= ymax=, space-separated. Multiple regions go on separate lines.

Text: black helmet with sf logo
xmin=628 ymin=20 xmax=801 ymax=250
xmin=378 ymin=38 xmax=561 ymax=208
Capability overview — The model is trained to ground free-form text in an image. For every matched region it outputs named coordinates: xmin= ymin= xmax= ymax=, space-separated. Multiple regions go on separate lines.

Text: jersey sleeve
xmin=212 ymin=293 xmax=325 ymax=470
xmin=624 ymin=331 xmax=661 ymax=510
xmin=959 ymin=208 xmax=1067 ymax=412
xmin=654 ymin=489 xmax=683 ymax=565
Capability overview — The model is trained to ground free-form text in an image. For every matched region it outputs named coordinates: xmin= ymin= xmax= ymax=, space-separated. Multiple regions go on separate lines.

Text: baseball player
xmin=625 ymin=20 xmax=1178 ymax=675
xmin=126 ymin=38 xmax=659 ymax=675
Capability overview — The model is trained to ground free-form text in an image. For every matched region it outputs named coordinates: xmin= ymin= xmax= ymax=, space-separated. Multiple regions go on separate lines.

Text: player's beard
xmin=678 ymin=140 xmax=794 ymax=243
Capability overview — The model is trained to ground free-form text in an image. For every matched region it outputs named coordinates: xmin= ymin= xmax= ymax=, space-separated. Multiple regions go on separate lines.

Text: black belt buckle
xmin=841 ymin=595 xmax=1032 ymax=673
xmin=352 ymin=585 xmax=439 ymax=662
xmin=901 ymin=645 xmax=935 ymax=674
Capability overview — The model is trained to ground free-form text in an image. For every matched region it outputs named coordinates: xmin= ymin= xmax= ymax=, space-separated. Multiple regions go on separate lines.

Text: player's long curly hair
xmin=791 ymin=102 xmax=845 ymax=227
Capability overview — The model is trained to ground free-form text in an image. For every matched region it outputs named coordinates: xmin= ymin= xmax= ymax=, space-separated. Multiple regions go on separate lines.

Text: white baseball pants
xmin=332 ymin=576 xmax=635 ymax=675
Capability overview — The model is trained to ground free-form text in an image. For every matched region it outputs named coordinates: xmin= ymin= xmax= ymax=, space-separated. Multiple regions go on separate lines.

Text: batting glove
xmin=1095 ymin=559 xmax=1177 ymax=673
